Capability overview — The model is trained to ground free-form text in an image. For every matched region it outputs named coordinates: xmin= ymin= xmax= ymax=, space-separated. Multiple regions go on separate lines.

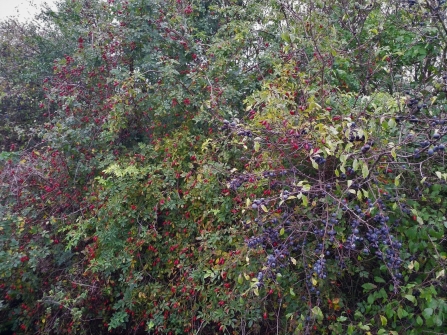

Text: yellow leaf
xmin=302 ymin=195 xmax=308 ymax=207
xmin=362 ymin=163 xmax=369 ymax=179
xmin=391 ymin=148 xmax=396 ymax=160
xmin=394 ymin=174 xmax=401 ymax=187
xmin=357 ymin=190 xmax=363 ymax=200
xmin=290 ymin=287 xmax=296 ymax=297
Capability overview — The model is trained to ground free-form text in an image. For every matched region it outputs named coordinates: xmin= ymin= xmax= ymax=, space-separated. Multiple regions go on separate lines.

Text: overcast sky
xmin=0 ymin=0 xmax=56 ymax=21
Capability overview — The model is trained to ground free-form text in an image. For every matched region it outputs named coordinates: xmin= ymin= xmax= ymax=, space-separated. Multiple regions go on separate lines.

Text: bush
xmin=1 ymin=0 xmax=446 ymax=334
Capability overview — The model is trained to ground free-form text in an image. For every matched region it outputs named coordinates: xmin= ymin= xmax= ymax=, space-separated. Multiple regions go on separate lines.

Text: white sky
xmin=0 ymin=0 xmax=56 ymax=21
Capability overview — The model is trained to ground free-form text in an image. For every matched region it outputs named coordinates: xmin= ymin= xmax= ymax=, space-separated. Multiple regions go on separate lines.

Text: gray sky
xmin=0 ymin=0 xmax=56 ymax=21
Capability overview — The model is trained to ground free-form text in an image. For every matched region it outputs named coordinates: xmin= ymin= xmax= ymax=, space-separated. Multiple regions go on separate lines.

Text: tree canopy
xmin=1 ymin=0 xmax=446 ymax=334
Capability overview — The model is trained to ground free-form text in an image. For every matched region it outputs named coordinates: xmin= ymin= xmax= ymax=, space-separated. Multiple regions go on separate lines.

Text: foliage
xmin=0 ymin=0 xmax=446 ymax=334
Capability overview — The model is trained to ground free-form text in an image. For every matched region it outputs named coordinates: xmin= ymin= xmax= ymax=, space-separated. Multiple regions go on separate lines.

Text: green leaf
xmin=391 ymin=148 xmax=396 ymax=160
xmin=397 ymin=307 xmax=408 ymax=319
xmin=302 ymin=184 xmax=311 ymax=192
xmin=357 ymin=190 xmax=363 ymax=200
xmin=416 ymin=315 xmax=423 ymax=326
xmin=353 ymin=159 xmax=358 ymax=171
xmin=311 ymin=306 xmax=323 ymax=321
xmin=422 ymin=308 xmax=433 ymax=319
xmin=302 ymin=195 xmax=308 ymax=207
xmin=357 ymin=322 xmax=370 ymax=330
xmin=374 ymin=276 xmax=386 ymax=283
xmin=414 ymin=261 xmax=420 ymax=271
xmin=362 ymin=163 xmax=369 ymax=179
xmin=388 ymin=118 xmax=396 ymax=128
xmin=290 ymin=287 xmax=296 ymax=297
xmin=404 ymin=295 xmax=417 ymax=305
xmin=362 ymin=283 xmax=377 ymax=291
xmin=380 ymin=315 xmax=387 ymax=326
xmin=394 ymin=174 xmax=401 ymax=186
